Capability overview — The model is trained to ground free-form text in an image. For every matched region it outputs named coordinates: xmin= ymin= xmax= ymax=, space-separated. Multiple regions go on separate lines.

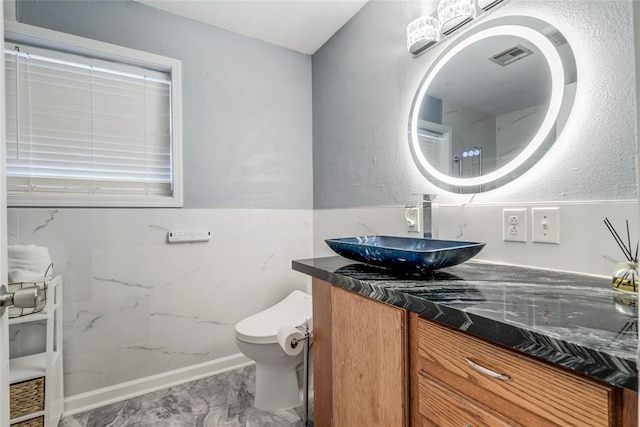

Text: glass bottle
xmin=612 ymin=262 xmax=639 ymax=292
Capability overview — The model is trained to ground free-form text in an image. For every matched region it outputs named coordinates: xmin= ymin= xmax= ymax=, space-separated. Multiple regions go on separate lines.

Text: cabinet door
xmin=331 ymin=286 xmax=408 ymax=427
xmin=312 ymin=278 xmax=333 ymax=427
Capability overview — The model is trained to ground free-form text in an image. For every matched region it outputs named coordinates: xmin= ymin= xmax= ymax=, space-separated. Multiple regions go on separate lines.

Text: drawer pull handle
xmin=465 ymin=357 xmax=512 ymax=381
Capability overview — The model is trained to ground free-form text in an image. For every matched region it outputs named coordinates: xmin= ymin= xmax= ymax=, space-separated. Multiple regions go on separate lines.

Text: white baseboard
xmin=63 ymin=353 xmax=253 ymax=417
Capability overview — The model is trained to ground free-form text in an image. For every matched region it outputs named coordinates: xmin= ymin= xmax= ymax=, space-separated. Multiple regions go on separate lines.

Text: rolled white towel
xmin=8 ymin=268 xmax=49 ymax=283
xmin=8 ymin=244 xmax=50 ymax=260
xmin=8 ymin=244 xmax=52 ymax=283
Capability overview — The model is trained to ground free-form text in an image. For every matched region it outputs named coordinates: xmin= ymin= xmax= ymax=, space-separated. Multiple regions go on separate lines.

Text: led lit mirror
xmin=408 ymin=16 xmax=576 ymax=193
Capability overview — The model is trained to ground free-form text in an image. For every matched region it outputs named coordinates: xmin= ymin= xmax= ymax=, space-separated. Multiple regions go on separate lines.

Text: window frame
xmin=4 ymin=21 xmax=183 ymax=207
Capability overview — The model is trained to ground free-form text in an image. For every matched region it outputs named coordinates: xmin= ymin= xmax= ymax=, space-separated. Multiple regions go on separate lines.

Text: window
xmin=4 ymin=22 xmax=183 ymax=207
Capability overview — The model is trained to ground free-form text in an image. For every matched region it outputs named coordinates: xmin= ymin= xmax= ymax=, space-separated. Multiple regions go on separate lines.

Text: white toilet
xmin=235 ymin=290 xmax=312 ymax=410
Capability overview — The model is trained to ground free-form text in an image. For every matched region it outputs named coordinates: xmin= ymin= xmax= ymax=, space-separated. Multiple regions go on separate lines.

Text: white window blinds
xmin=4 ymin=41 xmax=179 ymax=206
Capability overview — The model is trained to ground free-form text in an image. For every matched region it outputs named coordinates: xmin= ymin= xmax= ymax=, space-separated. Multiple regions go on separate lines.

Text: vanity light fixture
xmin=438 ymin=0 xmax=476 ymax=35
xmin=407 ymin=16 xmax=440 ymax=56
xmin=407 ymin=0 xmax=511 ymax=57
xmin=461 ymin=147 xmax=482 ymax=158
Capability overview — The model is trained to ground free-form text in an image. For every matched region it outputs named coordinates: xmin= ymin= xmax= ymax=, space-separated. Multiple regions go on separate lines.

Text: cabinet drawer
xmin=10 ymin=377 xmax=45 ymax=419
xmin=417 ymin=318 xmax=614 ymax=426
xmin=419 ymin=373 xmax=517 ymax=427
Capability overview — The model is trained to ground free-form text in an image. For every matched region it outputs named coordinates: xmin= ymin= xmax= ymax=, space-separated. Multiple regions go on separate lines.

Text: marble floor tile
xmin=58 ymin=365 xmax=314 ymax=427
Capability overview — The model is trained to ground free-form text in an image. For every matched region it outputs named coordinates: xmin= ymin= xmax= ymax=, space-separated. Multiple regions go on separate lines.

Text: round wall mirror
xmin=408 ymin=16 xmax=577 ymax=193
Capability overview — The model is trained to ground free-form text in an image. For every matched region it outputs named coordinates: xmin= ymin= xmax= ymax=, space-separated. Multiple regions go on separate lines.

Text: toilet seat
xmin=235 ymin=290 xmax=312 ymax=344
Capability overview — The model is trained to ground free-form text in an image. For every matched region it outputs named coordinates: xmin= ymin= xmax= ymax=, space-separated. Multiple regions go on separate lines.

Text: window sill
xmin=8 ymin=193 xmax=183 ymax=208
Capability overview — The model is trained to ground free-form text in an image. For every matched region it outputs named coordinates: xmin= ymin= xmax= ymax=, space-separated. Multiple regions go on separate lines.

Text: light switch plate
xmin=532 ymin=207 xmax=560 ymax=244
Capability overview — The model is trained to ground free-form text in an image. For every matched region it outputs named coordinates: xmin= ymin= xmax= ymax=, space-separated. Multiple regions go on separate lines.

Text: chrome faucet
xmin=422 ymin=194 xmax=436 ymax=238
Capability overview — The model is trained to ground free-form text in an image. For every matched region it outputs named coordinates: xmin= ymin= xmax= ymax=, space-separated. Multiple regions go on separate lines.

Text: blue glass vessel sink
xmin=325 ymin=235 xmax=485 ymax=274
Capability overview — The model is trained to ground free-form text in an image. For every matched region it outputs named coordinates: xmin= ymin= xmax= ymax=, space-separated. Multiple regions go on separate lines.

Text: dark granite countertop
xmin=292 ymin=256 xmax=638 ymax=391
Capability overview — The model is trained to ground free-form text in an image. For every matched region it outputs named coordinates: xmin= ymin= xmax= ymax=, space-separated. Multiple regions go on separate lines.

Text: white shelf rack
xmin=9 ymin=353 xmax=46 ymax=383
xmin=8 ymin=276 xmax=63 ymax=427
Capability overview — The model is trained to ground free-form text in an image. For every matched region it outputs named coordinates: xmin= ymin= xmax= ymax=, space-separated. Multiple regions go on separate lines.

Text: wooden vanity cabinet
xmin=312 ymin=278 xmax=409 ymax=427
xmin=312 ymin=279 xmax=638 ymax=427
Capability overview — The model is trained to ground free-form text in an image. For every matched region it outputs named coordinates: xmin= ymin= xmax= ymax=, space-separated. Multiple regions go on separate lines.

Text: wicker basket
xmin=12 ymin=416 xmax=44 ymax=427
xmin=10 ymin=377 xmax=45 ymax=419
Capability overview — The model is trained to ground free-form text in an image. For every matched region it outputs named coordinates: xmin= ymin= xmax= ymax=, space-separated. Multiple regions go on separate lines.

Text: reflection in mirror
xmin=409 ymin=16 xmax=577 ymax=193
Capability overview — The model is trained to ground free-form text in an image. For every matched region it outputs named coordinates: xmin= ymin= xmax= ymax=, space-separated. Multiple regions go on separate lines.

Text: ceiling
xmin=134 ymin=0 xmax=369 ymax=55
xmin=428 ymin=35 xmax=550 ymax=116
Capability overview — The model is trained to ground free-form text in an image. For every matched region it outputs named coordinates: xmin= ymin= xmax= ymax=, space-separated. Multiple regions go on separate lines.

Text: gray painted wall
xmin=18 ymin=0 xmax=313 ymax=210
xmin=312 ymin=0 xmax=637 ymax=208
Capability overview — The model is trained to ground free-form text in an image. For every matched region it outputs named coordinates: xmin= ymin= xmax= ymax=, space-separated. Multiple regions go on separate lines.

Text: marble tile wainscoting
xmin=313 ymin=201 xmax=638 ymax=277
xmin=8 ymin=208 xmax=313 ymax=402
xmin=8 ymin=201 xmax=636 ymax=416
xmin=59 ymin=364 xmax=314 ymax=427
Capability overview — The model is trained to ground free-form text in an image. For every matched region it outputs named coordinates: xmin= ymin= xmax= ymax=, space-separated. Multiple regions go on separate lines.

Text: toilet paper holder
xmin=291 ymin=323 xmax=312 ymax=348
xmin=294 ymin=322 xmax=313 ymax=427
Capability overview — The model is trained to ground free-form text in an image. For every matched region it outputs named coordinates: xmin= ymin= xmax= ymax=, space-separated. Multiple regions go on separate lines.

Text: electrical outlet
xmin=532 ymin=207 xmax=560 ymax=244
xmin=406 ymin=204 xmax=422 ymax=233
xmin=503 ymin=209 xmax=526 ymax=243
